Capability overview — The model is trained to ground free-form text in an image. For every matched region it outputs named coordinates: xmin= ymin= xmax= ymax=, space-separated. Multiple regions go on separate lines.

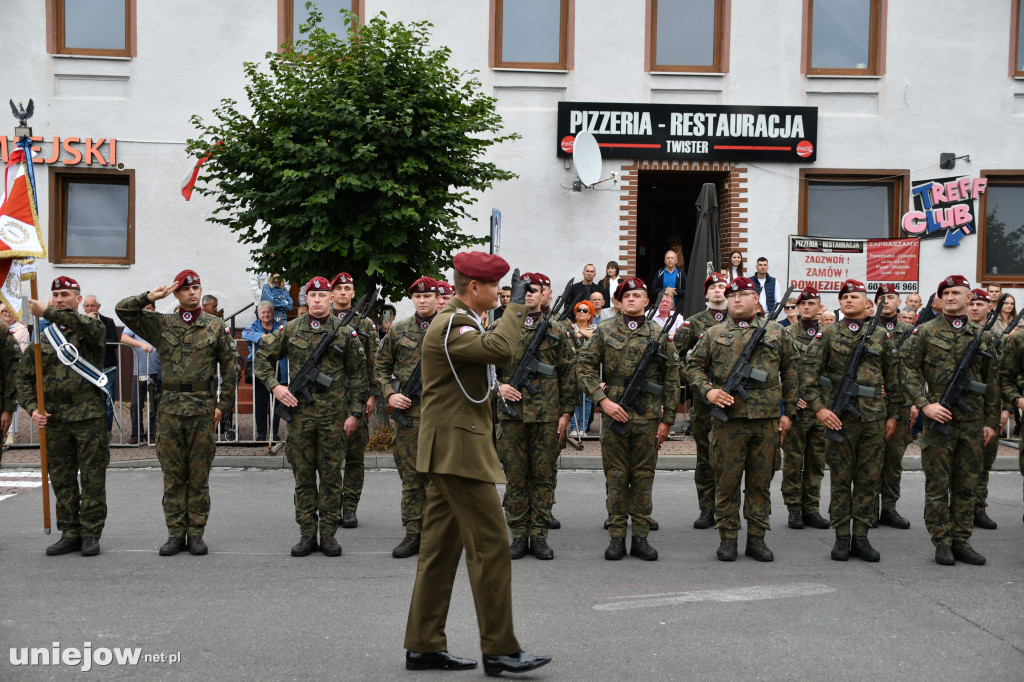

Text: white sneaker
xmin=569 ymin=430 xmax=580 ymax=438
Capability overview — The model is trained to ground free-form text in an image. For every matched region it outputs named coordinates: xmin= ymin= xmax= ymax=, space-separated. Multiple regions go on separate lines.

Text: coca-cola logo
xmin=560 ymin=135 xmax=575 ymax=154
xmin=796 ymin=140 xmax=814 ymax=158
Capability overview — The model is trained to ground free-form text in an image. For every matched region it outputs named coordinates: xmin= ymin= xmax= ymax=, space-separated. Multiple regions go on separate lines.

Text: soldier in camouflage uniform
xmin=435 ymin=280 xmax=454 ymax=314
xmin=686 ymin=276 xmax=797 ymax=563
xmin=874 ymin=284 xmax=915 ymax=530
xmin=578 ymin=277 xmax=678 ymax=562
xmin=374 ymin=276 xmax=439 ymax=558
xmin=19 ymin=277 xmax=103 ymax=556
xmin=116 ymin=269 xmax=237 ymax=556
xmin=779 ymin=286 xmax=830 ymax=530
xmin=496 ymin=273 xmax=575 ymax=560
xmin=331 ymin=272 xmax=377 ymax=528
xmin=803 ymin=280 xmax=899 ymax=562
xmin=903 ymin=275 xmax=999 ymax=566
xmin=674 ymin=272 xmax=730 ymax=529
xmin=998 ymin=308 xmax=1024 ymax=526
xmin=257 ymin=277 xmax=366 ymax=557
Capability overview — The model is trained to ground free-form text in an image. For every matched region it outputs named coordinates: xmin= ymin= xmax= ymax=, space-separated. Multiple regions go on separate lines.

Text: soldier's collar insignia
xmin=952 ymin=319 xmax=963 ymax=329
xmin=738 ymin=320 xmax=749 ymax=328
xmin=525 ymin=316 xmax=534 ymax=326
xmin=886 ymin=322 xmax=894 ymax=330
xmin=421 ymin=321 xmax=429 ymax=329
xmin=310 ymin=320 xmax=321 ymax=329
xmin=848 ymin=321 xmax=860 ymax=332
xmin=713 ymin=311 xmax=724 ymax=321
xmin=628 ymin=320 xmax=638 ymax=330
xmin=182 ymin=311 xmax=192 ymax=322
xmin=807 ymin=327 xmax=816 ymax=335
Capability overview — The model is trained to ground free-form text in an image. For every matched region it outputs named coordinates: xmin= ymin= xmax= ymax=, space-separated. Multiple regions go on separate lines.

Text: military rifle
xmin=391 ymin=361 xmax=421 ymax=428
xmin=277 ymin=288 xmax=377 ymax=423
xmin=499 ymin=278 xmax=574 ymax=418
xmin=822 ymin=300 xmax=885 ymax=443
xmin=710 ymin=286 xmax=795 ymax=423
xmin=928 ymin=293 xmax=1005 ymax=435
xmin=608 ymin=309 xmax=679 ymax=436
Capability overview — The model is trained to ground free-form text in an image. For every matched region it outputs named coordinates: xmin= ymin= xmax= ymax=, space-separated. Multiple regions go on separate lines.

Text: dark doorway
xmin=635 ymin=171 xmax=727 ymax=287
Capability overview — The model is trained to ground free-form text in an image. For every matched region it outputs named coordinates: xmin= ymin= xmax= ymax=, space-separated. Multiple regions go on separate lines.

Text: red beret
xmin=331 ymin=272 xmax=354 ymax=288
xmin=937 ymin=274 xmax=970 ymax=297
xmin=795 ymin=286 xmax=820 ymax=303
xmin=726 ymin=276 xmax=757 ymax=294
xmin=51 ymin=276 xmax=80 ymax=292
xmin=408 ymin=276 xmax=439 ymax=294
xmin=452 ymin=251 xmax=509 ymax=282
xmin=532 ymin=272 xmax=551 ymax=287
xmin=874 ymin=283 xmax=898 ymax=300
xmin=173 ymin=270 xmax=200 ymax=287
xmin=306 ymin=276 xmax=332 ymax=292
xmin=614 ymin=276 xmax=647 ymax=301
xmin=437 ymin=281 xmax=455 ymax=295
xmin=839 ymin=279 xmax=867 ymax=294
xmin=703 ymin=271 xmax=729 ymax=293
xmin=520 ymin=272 xmax=550 ymax=288
xmin=970 ymin=288 xmax=990 ymax=302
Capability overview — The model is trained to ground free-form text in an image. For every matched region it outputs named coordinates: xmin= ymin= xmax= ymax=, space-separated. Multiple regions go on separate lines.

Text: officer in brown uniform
xmin=403 ymin=252 xmax=549 ymax=676
xmin=330 ymin=271 xmax=376 ymax=528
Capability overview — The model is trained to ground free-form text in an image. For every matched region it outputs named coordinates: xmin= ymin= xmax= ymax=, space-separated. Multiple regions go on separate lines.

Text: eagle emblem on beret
xmin=418 ymin=282 xmax=424 ymax=291
xmin=946 ymin=277 xmax=954 ymax=286
xmin=731 ymin=282 xmax=738 ymax=291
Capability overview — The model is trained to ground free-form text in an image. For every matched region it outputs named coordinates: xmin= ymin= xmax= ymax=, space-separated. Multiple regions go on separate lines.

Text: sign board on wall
xmin=900 ymin=175 xmax=987 ymax=247
xmin=0 ymin=136 xmax=117 ymax=166
xmin=788 ymin=236 xmax=920 ymax=294
xmin=556 ymin=102 xmax=818 ymax=162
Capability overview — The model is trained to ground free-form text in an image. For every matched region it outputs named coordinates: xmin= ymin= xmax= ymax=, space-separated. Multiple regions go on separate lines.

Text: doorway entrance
xmin=634 ymin=170 xmax=728 ymax=287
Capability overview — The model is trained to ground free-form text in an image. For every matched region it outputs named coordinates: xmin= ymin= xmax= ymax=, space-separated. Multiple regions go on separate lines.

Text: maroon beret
xmin=330 ymin=272 xmax=354 ymax=288
xmin=408 ymin=276 xmax=439 ymax=295
xmin=703 ymin=271 xmax=729 ymax=293
xmin=51 ymin=276 xmax=80 ymax=292
xmin=874 ymin=283 xmax=899 ymax=300
xmin=306 ymin=276 xmax=332 ymax=292
xmin=437 ymin=281 xmax=455 ymax=295
xmin=452 ymin=251 xmax=509 ymax=282
xmin=937 ymin=274 xmax=970 ymax=297
xmin=795 ymin=286 xmax=820 ymax=303
xmin=531 ymin=272 xmax=551 ymax=287
xmin=969 ymin=288 xmax=990 ymax=303
xmin=520 ymin=272 xmax=550 ymax=288
xmin=839 ymin=279 xmax=867 ymax=294
xmin=614 ymin=276 xmax=647 ymax=301
xmin=173 ymin=270 xmax=200 ymax=288
xmin=726 ymin=276 xmax=757 ymax=294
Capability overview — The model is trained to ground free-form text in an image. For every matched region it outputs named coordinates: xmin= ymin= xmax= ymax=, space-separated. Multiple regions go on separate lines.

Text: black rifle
xmin=391 ymin=362 xmax=421 ymax=428
xmin=499 ymin=278 xmax=574 ymax=418
xmin=608 ymin=310 xmax=679 ymax=436
xmin=994 ymin=304 xmax=1024 ymax=351
xmin=929 ymin=294 xmax=1005 ymax=435
xmin=710 ymin=286 xmax=795 ymax=423
xmin=895 ymin=293 xmax=937 ymax=353
xmin=822 ymin=302 xmax=885 ymax=443
xmin=277 ymin=288 xmax=378 ymax=423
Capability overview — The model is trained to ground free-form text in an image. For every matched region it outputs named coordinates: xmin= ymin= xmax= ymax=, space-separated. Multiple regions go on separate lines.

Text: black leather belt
xmin=162 ymin=381 xmax=212 ymax=394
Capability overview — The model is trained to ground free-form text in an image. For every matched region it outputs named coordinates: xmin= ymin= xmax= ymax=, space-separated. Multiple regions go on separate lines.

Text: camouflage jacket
xmin=0 ymin=321 xmax=20 ymax=413
xmin=497 ymin=311 xmax=577 ymax=423
xmin=374 ymin=315 xmax=431 ymax=420
xmin=802 ymin=318 xmax=900 ymax=422
xmin=17 ymin=308 xmax=104 ymax=421
xmin=116 ymin=293 xmax=237 ymax=416
xmin=578 ymin=315 xmax=679 ymax=424
xmin=902 ymin=315 xmax=999 ymax=428
xmin=256 ymin=313 xmax=366 ymax=417
xmin=333 ymin=309 xmax=377 ymax=399
xmin=883 ymin=317 xmax=914 ymax=409
xmin=787 ymin=320 xmax=822 ymax=415
xmin=674 ymin=307 xmax=728 ymax=397
xmin=686 ymin=317 xmax=798 ymax=420
xmin=999 ymin=329 xmax=1024 ymax=410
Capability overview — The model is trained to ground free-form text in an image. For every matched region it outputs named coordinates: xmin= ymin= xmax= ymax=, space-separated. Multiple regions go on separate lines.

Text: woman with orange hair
xmin=569 ymin=300 xmax=597 ymax=437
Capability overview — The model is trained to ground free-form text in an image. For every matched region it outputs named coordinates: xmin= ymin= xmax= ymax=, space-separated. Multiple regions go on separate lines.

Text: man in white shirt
xmin=754 ymin=257 xmax=782 ymax=313
xmin=651 ymin=292 xmax=683 ymax=336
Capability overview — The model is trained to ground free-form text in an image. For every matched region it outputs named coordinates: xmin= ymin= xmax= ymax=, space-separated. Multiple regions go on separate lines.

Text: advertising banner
xmin=788 ymin=236 xmax=919 ymax=294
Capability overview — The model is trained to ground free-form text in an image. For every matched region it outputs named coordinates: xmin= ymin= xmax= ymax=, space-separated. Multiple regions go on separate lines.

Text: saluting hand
xmin=147 ymin=282 xmax=180 ymax=302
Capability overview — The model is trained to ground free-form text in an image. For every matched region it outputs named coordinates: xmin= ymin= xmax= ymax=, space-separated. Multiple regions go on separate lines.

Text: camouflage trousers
xmin=781 ymin=412 xmax=826 ymax=513
xmin=825 ymin=418 xmax=884 ymax=536
xmin=710 ymin=417 xmax=778 ymax=539
xmin=600 ymin=416 xmax=657 ymax=539
xmin=392 ymin=417 xmax=428 ymax=534
xmin=497 ymin=420 xmax=560 ymax=539
xmin=342 ymin=418 xmax=368 ymax=512
xmin=879 ymin=406 xmax=912 ymax=510
xmin=46 ymin=417 xmax=109 ymax=538
xmin=286 ymin=411 xmax=346 ymax=535
xmin=691 ymin=401 xmax=715 ymax=511
xmin=156 ymin=410 xmax=217 ymax=538
xmin=920 ymin=420 xmax=982 ymax=549
xmin=974 ymin=433 xmax=999 ymax=511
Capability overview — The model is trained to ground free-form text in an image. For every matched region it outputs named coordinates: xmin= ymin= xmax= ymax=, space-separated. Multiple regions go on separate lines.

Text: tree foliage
xmin=187 ymin=7 xmax=517 ymax=299
xmin=983 ymin=208 xmax=1024 ymax=277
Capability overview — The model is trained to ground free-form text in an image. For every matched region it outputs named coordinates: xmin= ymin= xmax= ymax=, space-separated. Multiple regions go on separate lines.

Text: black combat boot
xmin=45 ymin=534 xmax=82 ymax=556
xmin=802 ymin=510 xmax=831 ymax=529
xmin=81 ymin=537 xmax=101 ymax=557
xmin=547 ymin=516 xmax=561 ymax=530
xmin=744 ymin=534 xmax=774 ymax=562
xmin=716 ymin=537 xmax=738 ymax=561
xmin=934 ymin=545 xmax=955 ymax=565
xmin=319 ymin=533 xmax=342 ymax=557
xmin=392 ymin=533 xmax=421 ymax=559
xmin=973 ymin=509 xmax=997 ymax=530
xmin=952 ymin=545 xmax=986 ymax=565
xmin=291 ymin=534 xmax=318 ymax=557
xmin=188 ymin=535 xmax=208 ymax=556
xmin=693 ymin=508 xmax=715 ymax=529
xmin=158 ymin=536 xmax=186 ymax=557
xmin=530 ymin=536 xmax=554 ymax=560
xmin=879 ymin=508 xmax=911 ymax=529
xmin=851 ymin=535 xmax=880 ymax=562
xmin=509 ymin=537 xmax=528 ymax=560
xmin=830 ymin=535 xmax=851 ymax=561
xmin=629 ymin=536 xmax=658 ymax=561
xmin=341 ymin=509 xmax=358 ymax=528
xmin=788 ymin=508 xmax=804 ymax=529
xmin=604 ymin=537 xmax=626 ymax=560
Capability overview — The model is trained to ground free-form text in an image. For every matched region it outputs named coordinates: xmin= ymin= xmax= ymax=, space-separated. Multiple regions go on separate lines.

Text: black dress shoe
xmin=649 ymin=518 xmax=659 ymax=531
xmin=973 ymin=509 xmax=997 ymax=530
xmin=604 ymin=537 xmax=626 ymax=560
xmin=159 ymin=536 xmax=186 ymax=557
xmin=953 ymin=545 xmax=986 ymax=565
xmin=788 ymin=509 xmax=804 ymax=529
xmin=509 ymin=537 xmax=528 ymax=560
xmin=341 ymin=509 xmax=358 ymax=528
xmin=693 ymin=508 xmax=715 ymax=529
xmin=935 ymin=545 xmax=955 ymax=566
xmin=879 ymin=508 xmax=911 ymax=529
xmin=547 ymin=516 xmax=561 ymax=530
xmin=716 ymin=537 xmax=738 ymax=561
xmin=802 ymin=511 xmax=831 ymax=529
xmin=392 ymin=533 xmax=421 ymax=559
xmin=482 ymin=651 xmax=551 ymax=676
xmin=320 ymin=533 xmax=342 ymax=557
xmin=851 ymin=535 xmax=880 ymax=562
xmin=629 ymin=536 xmax=658 ymax=561
xmin=81 ymin=537 xmax=101 ymax=557
xmin=291 ymin=534 xmax=318 ymax=557
xmin=188 ymin=536 xmax=208 ymax=555
xmin=46 ymin=535 xmax=82 ymax=556
xmin=744 ymin=535 xmax=774 ymax=562
xmin=530 ymin=536 xmax=554 ymax=560
xmin=406 ymin=650 xmax=477 ymax=671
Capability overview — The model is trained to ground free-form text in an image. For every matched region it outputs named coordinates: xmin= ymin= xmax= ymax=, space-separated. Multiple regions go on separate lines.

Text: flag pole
xmin=29 ymin=275 xmax=50 ymax=534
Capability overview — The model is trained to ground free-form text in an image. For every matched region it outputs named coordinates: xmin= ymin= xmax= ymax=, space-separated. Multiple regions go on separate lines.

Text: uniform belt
xmin=604 ymin=379 xmax=626 ymax=387
xmin=53 ymin=391 xmax=98 ymax=406
xmin=748 ymin=379 xmax=780 ymax=390
xmin=162 ymin=381 xmax=213 ymax=394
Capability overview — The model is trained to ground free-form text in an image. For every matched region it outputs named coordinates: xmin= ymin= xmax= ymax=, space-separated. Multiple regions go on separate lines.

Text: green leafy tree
xmin=983 ymin=208 xmax=1024 ymax=277
xmin=187 ymin=7 xmax=517 ymax=299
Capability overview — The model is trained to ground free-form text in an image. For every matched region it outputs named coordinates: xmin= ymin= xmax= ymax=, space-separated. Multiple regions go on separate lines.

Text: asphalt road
xmin=2 ymin=468 xmax=1022 ymax=680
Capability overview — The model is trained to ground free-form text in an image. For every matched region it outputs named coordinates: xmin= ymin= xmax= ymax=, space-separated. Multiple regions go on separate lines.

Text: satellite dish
xmin=572 ymin=131 xmax=603 ymax=187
